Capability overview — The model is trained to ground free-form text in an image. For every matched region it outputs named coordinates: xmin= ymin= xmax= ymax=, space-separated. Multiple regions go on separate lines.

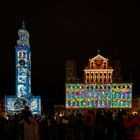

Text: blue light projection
xmin=5 ymin=22 xmax=41 ymax=114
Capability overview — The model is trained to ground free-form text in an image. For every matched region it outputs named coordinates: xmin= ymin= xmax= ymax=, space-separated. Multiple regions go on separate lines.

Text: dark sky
xmin=0 ymin=0 xmax=140 ymax=102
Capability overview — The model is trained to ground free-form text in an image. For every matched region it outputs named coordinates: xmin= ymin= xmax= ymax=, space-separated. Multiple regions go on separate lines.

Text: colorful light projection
xmin=65 ymin=83 xmax=132 ymax=108
xmin=5 ymin=22 xmax=41 ymax=114
xmin=5 ymin=96 xmax=41 ymax=114
xmin=16 ymin=46 xmax=31 ymax=98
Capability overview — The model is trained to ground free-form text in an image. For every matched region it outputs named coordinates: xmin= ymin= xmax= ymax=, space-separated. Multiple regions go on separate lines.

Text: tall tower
xmin=5 ymin=22 xmax=41 ymax=114
xmin=16 ymin=22 xmax=31 ymax=98
xmin=112 ymin=60 xmax=123 ymax=83
xmin=66 ymin=60 xmax=77 ymax=83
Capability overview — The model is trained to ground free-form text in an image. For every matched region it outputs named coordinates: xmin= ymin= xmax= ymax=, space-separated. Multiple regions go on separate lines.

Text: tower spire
xmin=22 ymin=21 xmax=26 ymax=29
xmin=17 ymin=21 xmax=30 ymax=47
xmin=98 ymin=49 xmax=100 ymax=54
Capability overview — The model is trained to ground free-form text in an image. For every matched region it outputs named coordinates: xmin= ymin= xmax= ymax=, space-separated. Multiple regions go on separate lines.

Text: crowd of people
xmin=0 ymin=107 xmax=140 ymax=140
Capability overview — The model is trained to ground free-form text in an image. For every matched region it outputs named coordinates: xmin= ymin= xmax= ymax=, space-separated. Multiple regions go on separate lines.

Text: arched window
xmin=96 ymin=73 xmax=98 ymax=77
xmin=104 ymin=62 xmax=107 ymax=69
xmin=19 ymin=52 xmax=22 ymax=58
xmin=23 ymin=52 xmax=26 ymax=58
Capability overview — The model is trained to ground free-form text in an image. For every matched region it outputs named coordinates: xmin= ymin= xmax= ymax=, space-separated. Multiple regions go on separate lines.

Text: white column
xmin=93 ymin=72 xmax=95 ymax=83
xmin=106 ymin=71 xmax=109 ymax=83
xmin=102 ymin=72 xmax=104 ymax=83
xmin=89 ymin=72 xmax=91 ymax=83
xmin=98 ymin=72 xmax=100 ymax=83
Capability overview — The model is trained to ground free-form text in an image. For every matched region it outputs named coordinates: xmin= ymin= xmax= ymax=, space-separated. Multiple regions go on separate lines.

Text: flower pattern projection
xmin=65 ymin=83 xmax=132 ymax=108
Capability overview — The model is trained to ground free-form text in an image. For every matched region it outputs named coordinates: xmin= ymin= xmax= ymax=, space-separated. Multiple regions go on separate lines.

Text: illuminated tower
xmin=5 ymin=22 xmax=41 ymax=114
xmin=16 ymin=22 xmax=31 ymax=98
xmin=112 ymin=60 xmax=123 ymax=83
xmin=84 ymin=51 xmax=114 ymax=83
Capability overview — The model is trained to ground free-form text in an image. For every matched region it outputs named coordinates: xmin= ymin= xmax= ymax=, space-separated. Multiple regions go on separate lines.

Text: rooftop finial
xmin=98 ymin=50 xmax=100 ymax=54
xmin=22 ymin=21 xmax=26 ymax=29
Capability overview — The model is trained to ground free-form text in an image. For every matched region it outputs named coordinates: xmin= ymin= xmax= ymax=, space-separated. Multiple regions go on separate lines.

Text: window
xmin=23 ymin=52 xmax=26 ymax=58
xmin=91 ymin=62 xmax=93 ymax=69
xmin=19 ymin=52 xmax=22 ymax=58
xmin=96 ymin=78 xmax=98 ymax=83
xmin=104 ymin=62 xmax=107 ymax=69
xmin=100 ymin=73 xmax=102 ymax=76
xmin=96 ymin=73 xmax=98 ymax=77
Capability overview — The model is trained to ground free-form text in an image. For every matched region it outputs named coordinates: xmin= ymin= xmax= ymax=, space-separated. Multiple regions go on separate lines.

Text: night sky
xmin=0 ymin=0 xmax=140 ymax=103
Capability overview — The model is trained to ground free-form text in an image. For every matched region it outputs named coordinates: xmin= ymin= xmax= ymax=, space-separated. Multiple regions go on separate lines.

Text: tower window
xmin=23 ymin=52 xmax=26 ymax=58
xmin=19 ymin=52 xmax=22 ymax=58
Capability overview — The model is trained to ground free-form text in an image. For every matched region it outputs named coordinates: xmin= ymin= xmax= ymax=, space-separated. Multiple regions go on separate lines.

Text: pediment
xmin=89 ymin=54 xmax=108 ymax=62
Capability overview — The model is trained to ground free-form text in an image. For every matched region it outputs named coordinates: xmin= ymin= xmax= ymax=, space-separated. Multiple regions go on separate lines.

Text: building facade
xmin=84 ymin=53 xmax=113 ymax=84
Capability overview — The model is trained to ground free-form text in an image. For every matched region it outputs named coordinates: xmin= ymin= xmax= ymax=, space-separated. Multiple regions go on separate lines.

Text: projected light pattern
xmin=16 ymin=46 xmax=31 ymax=98
xmin=66 ymin=83 xmax=132 ymax=108
xmin=5 ymin=96 xmax=41 ymax=114
xmin=5 ymin=22 xmax=41 ymax=114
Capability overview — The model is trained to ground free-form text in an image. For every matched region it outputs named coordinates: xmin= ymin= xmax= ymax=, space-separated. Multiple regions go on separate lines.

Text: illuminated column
xmin=92 ymin=72 xmax=95 ymax=83
xmin=84 ymin=72 xmax=86 ymax=82
xmin=93 ymin=72 xmax=95 ymax=83
xmin=106 ymin=71 xmax=109 ymax=83
xmin=85 ymin=72 xmax=87 ymax=83
xmin=98 ymin=72 xmax=100 ymax=83
xmin=89 ymin=72 xmax=91 ymax=83
xmin=16 ymin=22 xmax=31 ymax=98
xmin=102 ymin=71 xmax=104 ymax=83
xmin=90 ymin=72 xmax=93 ymax=83
xmin=110 ymin=73 xmax=112 ymax=83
